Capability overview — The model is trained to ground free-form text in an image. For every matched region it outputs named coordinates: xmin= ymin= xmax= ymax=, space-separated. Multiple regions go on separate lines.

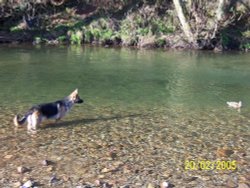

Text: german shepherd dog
xmin=14 ymin=89 xmax=83 ymax=132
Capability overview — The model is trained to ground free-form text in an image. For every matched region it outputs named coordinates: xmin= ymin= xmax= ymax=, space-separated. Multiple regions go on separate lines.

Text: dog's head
xmin=69 ymin=89 xmax=84 ymax=104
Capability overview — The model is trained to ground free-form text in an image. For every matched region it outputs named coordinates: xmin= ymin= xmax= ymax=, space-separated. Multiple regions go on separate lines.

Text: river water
xmin=0 ymin=45 xmax=249 ymax=187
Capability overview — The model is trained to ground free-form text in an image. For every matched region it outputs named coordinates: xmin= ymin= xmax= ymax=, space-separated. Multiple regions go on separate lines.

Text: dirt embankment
xmin=0 ymin=0 xmax=250 ymax=51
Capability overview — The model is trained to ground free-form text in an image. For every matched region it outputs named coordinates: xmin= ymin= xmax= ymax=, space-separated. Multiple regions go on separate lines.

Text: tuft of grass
xmin=34 ymin=37 xmax=42 ymax=44
xmin=156 ymin=38 xmax=166 ymax=47
xmin=70 ymin=30 xmax=83 ymax=44
xmin=57 ymin=35 xmax=67 ymax=42
xmin=84 ymin=29 xmax=93 ymax=43
xmin=240 ymin=42 xmax=250 ymax=50
xmin=10 ymin=26 xmax=23 ymax=32
xmin=137 ymin=28 xmax=149 ymax=36
xmin=242 ymin=30 xmax=250 ymax=38
xmin=151 ymin=18 xmax=175 ymax=34
xmin=101 ymin=29 xmax=113 ymax=40
xmin=221 ymin=32 xmax=230 ymax=47
xmin=91 ymin=28 xmax=101 ymax=41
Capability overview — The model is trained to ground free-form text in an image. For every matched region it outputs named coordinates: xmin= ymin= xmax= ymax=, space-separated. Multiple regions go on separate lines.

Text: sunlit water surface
xmin=0 ymin=45 xmax=249 ymax=187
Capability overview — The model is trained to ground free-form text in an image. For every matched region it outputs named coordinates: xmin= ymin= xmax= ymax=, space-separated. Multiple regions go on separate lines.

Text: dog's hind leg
xmin=55 ymin=118 xmax=61 ymax=123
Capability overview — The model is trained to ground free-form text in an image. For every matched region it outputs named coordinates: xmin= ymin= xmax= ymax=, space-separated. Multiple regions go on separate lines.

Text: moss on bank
xmin=0 ymin=0 xmax=250 ymax=51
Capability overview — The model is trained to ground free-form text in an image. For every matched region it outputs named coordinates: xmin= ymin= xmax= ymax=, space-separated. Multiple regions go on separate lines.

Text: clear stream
xmin=0 ymin=45 xmax=249 ymax=187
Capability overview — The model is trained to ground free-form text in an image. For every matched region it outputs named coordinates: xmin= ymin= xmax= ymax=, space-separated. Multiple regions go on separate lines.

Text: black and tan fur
xmin=13 ymin=89 xmax=83 ymax=132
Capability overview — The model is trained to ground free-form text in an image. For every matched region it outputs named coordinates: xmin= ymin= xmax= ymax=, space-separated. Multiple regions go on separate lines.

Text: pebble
xmin=101 ymin=168 xmax=110 ymax=173
xmin=62 ymin=175 xmax=70 ymax=182
xmin=98 ymin=174 xmax=105 ymax=179
xmin=216 ymin=148 xmax=234 ymax=157
xmin=162 ymin=171 xmax=172 ymax=178
xmin=226 ymin=178 xmax=237 ymax=188
xmin=238 ymin=183 xmax=249 ymax=188
xmin=94 ymin=179 xmax=113 ymax=188
xmin=102 ymin=182 xmax=113 ymax=188
xmin=56 ymin=156 xmax=63 ymax=161
xmin=4 ymin=154 xmax=13 ymax=159
xmin=12 ymin=181 xmax=22 ymax=187
xmin=95 ymin=180 xmax=101 ymax=186
xmin=49 ymin=175 xmax=60 ymax=185
xmin=17 ymin=166 xmax=28 ymax=173
xmin=161 ymin=181 xmax=169 ymax=188
xmin=147 ymin=183 xmax=154 ymax=188
xmin=21 ymin=180 xmax=33 ymax=188
xmin=184 ymin=176 xmax=198 ymax=182
xmin=42 ymin=159 xmax=49 ymax=166
xmin=121 ymin=185 xmax=130 ymax=188
xmin=46 ymin=166 xmax=54 ymax=172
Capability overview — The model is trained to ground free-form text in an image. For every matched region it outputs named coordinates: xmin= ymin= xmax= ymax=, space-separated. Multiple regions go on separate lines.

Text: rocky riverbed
xmin=0 ymin=105 xmax=249 ymax=188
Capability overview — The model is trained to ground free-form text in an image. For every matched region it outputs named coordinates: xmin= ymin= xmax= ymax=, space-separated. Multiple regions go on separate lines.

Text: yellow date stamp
xmin=184 ymin=160 xmax=237 ymax=171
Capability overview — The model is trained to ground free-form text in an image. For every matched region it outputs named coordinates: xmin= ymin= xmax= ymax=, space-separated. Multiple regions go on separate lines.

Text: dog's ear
xmin=70 ymin=89 xmax=78 ymax=97
xmin=74 ymin=88 xmax=78 ymax=94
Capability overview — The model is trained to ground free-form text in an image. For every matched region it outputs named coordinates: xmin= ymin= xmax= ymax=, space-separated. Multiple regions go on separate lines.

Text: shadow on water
xmin=44 ymin=113 xmax=145 ymax=129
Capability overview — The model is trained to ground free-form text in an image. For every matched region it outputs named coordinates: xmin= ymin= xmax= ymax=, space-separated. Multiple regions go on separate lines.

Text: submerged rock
xmin=101 ymin=167 xmax=111 ymax=173
xmin=160 ymin=181 xmax=169 ymax=188
xmin=17 ymin=166 xmax=29 ymax=173
xmin=226 ymin=178 xmax=238 ymax=188
xmin=216 ymin=148 xmax=234 ymax=157
xmin=49 ymin=175 xmax=60 ymax=186
xmin=95 ymin=180 xmax=113 ymax=188
xmin=147 ymin=183 xmax=154 ymax=188
xmin=12 ymin=181 xmax=22 ymax=187
xmin=42 ymin=159 xmax=49 ymax=166
xmin=4 ymin=154 xmax=13 ymax=159
xmin=46 ymin=166 xmax=54 ymax=172
xmin=238 ymin=183 xmax=249 ymax=188
xmin=21 ymin=180 xmax=34 ymax=188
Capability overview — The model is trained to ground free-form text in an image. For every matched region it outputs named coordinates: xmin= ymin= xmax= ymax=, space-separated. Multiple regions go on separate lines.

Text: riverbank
xmin=0 ymin=0 xmax=250 ymax=51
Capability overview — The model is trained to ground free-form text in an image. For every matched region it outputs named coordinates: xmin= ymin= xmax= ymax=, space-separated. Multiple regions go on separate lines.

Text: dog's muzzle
xmin=76 ymin=99 xmax=84 ymax=104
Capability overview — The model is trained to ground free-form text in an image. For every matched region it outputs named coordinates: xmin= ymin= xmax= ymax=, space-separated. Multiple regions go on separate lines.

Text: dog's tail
xmin=13 ymin=114 xmax=27 ymax=127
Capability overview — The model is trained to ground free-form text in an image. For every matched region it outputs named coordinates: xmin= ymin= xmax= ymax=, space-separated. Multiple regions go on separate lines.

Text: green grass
xmin=70 ymin=30 xmax=83 ymax=44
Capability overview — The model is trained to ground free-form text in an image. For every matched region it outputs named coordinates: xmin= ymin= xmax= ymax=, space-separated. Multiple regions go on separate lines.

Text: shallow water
xmin=0 ymin=45 xmax=249 ymax=187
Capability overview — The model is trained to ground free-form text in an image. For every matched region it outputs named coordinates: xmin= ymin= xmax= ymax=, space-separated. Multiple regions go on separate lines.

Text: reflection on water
xmin=0 ymin=45 xmax=249 ymax=187
xmin=0 ymin=45 xmax=250 ymax=109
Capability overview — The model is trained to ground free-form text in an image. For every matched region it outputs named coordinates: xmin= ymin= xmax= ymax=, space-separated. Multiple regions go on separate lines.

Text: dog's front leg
xmin=27 ymin=115 xmax=33 ymax=131
xmin=27 ymin=115 xmax=37 ymax=134
xmin=27 ymin=111 xmax=41 ymax=133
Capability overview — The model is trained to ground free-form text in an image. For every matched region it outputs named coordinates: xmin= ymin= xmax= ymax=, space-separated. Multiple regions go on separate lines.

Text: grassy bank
xmin=0 ymin=0 xmax=250 ymax=51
